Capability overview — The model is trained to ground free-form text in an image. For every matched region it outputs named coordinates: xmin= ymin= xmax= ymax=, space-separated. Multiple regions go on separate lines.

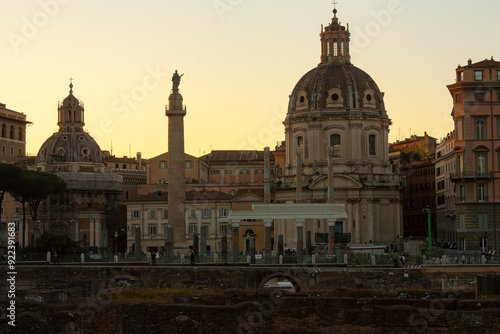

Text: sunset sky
xmin=1 ymin=0 xmax=499 ymax=159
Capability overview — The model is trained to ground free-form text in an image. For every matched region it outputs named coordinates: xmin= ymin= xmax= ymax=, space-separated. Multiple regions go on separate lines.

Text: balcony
xmin=450 ymin=171 xmax=492 ymax=180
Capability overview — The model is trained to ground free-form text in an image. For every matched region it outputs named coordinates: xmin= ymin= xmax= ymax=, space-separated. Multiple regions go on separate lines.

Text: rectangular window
xmin=497 ymin=118 xmax=500 ymax=139
xmin=202 ymin=209 xmax=211 ymax=218
xmin=476 ymin=153 xmax=487 ymax=176
xmin=210 ymin=170 xmax=220 ymax=175
xmin=159 ymin=161 xmax=168 ymax=169
xmin=190 ymin=209 xmax=196 ymax=218
xmin=159 ymin=179 xmax=167 ymax=184
xmin=478 ymin=213 xmax=488 ymax=229
xmin=2 ymin=145 xmax=5 ymax=154
xmin=240 ymin=169 xmax=249 ymax=175
xmin=149 ymin=225 xmax=157 ymax=235
xmin=368 ymin=134 xmax=376 ymax=155
xmin=330 ymin=134 xmax=342 ymax=157
xmin=123 ymin=164 xmax=127 ymax=169
xmin=189 ymin=225 xmax=198 ymax=235
xmin=149 ymin=209 xmax=156 ymax=219
xmin=225 ymin=169 xmax=233 ymax=175
xmin=163 ymin=209 xmax=168 ymax=219
xmin=477 ymin=183 xmax=488 ymax=202
xmin=497 ymin=70 xmax=500 ymax=81
xmin=437 ymin=195 xmax=445 ymax=205
xmin=220 ymin=224 xmax=228 ymax=234
xmin=457 ymin=71 xmax=464 ymax=82
xmin=455 ymin=119 xmax=462 ymax=140
xmin=185 ymin=161 xmax=193 ymax=168
xmin=475 ymin=120 xmax=486 ymax=139
xmin=457 ymin=155 xmax=463 ymax=176
xmin=475 ymin=70 xmax=483 ymax=81
xmin=131 ymin=210 xmax=141 ymax=219
xmin=255 ymin=169 xmax=264 ymax=175
xmin=18 ymin=148 xmax=22 ymax=156
xmin=218 ymin=208 xmax=228 ymax=217
xmin=10 ymin=147 xmax=14 ymax=155
xmin=455 ymin=93 xmax=462 ymax=102
xmin=458 ymin=184 xmax=465 ymax=202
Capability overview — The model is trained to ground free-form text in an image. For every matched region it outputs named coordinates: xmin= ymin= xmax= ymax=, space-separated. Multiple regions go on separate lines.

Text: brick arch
xmin=109 ymin=274 xmax=138 ymax=285
xmin=258 ymin=273 xmax=306 ymax=292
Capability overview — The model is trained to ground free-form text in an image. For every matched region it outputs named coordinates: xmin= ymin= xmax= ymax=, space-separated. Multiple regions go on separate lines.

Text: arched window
xmin=330 ymin=134 xmax=341 ymax=157
xmin=1 ymin=124 xmax=5 ymax=138
xmin=369 ymin=134 xmax=377 ymax=156
xmin=341 ymin=40 xmax=345 ymax=56
xmin=18 ymin=127 xmax=22 ymax=141
xmin=333 ymin=39 xmax=338 ymax=57
xmin=326 ymin=40 xmax=330 ymax=56
xmin=9 ymin=126 xmax=14 ymax=139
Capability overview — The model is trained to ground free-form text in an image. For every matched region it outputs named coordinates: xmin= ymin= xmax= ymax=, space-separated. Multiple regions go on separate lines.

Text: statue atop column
xmin=172 ymin=70 xmax=184 ymax=90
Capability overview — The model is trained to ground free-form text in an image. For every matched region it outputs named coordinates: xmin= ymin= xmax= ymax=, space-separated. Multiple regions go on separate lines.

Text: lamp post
xmin=114 ymin=231 xmax=118 ymax=256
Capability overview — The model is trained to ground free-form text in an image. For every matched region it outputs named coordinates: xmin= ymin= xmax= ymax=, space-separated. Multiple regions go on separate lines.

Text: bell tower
xmin=320 ymin=5 xmax=351 ymax=64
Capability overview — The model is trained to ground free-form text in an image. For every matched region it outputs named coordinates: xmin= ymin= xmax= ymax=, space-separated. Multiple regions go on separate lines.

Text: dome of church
xmin=36 ymin=82 xmax=104 ymax=165
xmin=287 ymin=62 xmax=385 ymax=114
xmin=287 ymin=8 xmax=385 ymax=115
xmin=36 ymin=131 xmax=104 ymax=164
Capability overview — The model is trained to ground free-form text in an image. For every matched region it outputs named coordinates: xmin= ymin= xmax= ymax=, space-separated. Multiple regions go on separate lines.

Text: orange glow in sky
xmin=1 ymin=0 xmax=499 ymax=159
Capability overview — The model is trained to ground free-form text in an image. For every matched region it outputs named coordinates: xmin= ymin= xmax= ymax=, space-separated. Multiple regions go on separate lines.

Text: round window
xmin=331 ymin=93 xmax=339 ymax=101
xmin=366 ymin=94 xmax=372 ymax=102
xmin=82 ymin=148 xmax=90 ymax=156
xmin=299 ymin=96 xmax=305 ymax=103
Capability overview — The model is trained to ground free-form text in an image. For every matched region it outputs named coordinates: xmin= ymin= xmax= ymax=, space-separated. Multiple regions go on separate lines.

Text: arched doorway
xmin=243 ymin=228 xmax=256 ymax=254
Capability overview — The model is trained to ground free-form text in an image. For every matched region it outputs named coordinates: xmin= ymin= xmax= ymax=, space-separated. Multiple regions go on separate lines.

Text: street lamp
xmin=114 ymin=231 xmax=118 ymax=255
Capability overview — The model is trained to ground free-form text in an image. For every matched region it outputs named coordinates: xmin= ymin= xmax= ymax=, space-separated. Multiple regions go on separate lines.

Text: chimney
xmin=137 ymin=152 xmax=142 ymax=169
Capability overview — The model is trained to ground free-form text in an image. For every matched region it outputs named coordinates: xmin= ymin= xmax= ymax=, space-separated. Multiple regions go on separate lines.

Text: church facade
xmin=30 ymin=83 xmax=123 ymax=252
xmin=272 ymin=8 xmax=403 ymax=249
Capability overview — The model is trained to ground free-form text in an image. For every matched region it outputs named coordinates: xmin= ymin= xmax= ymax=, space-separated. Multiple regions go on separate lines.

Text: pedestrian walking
xmin=400 ymin=255 xmax=405 ymax=268
xmin=461 ymin=253 xmax=466 ymax=264
xmin=53 ymin=251 xmax=60 ymax=265
xmin=190 ymin=249 xmax=195 ymax=266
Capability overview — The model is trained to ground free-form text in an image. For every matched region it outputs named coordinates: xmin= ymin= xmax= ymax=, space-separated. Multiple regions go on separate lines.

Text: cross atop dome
xmin=69 ymin=77 xmax=73 ymax=94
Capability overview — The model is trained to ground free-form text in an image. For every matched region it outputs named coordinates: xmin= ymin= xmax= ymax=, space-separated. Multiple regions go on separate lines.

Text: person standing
xmin=190 ymin=249 xmax=195 ymax=266
xmin=461 ymin=253 xmax=466 ymax=264
xmin=400 ymin=255 xmax=405 ymax=268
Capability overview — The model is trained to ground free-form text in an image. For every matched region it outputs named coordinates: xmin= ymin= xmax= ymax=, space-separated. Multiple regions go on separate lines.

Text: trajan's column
xmin=166 ymin=70 xmax=187 ymax=251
